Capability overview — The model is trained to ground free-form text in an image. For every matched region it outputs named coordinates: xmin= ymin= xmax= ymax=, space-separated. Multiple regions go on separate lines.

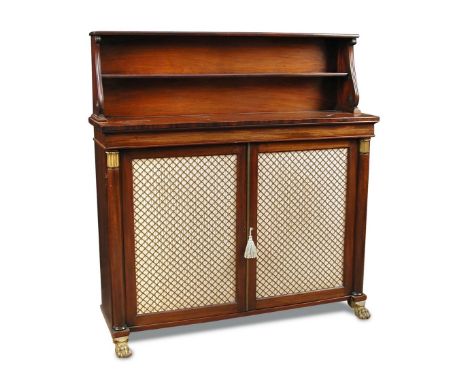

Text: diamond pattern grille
xmin=256 ymin=148 xmax=348 ymax=298
xmin=132 ymin=154 xmax=238 ymax=314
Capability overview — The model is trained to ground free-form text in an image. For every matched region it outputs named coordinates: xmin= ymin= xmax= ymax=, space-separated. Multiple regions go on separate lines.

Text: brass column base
xmin=113 ymin=336 xmax=132 ymax=358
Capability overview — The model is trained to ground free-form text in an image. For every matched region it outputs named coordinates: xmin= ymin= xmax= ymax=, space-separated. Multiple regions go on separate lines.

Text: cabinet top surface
xmin=90 ymin=31 xmax=359 ymax=38
xmin=90 ymin=110 xmax=379 ymax=132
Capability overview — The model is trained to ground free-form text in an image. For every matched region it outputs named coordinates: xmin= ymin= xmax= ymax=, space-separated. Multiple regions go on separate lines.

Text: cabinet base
xmin=108 ymin=295 xmax=372 ymax=357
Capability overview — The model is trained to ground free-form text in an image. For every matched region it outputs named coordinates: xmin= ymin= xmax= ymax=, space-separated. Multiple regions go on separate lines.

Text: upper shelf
xmin=101 ymin=72 xmax=349 ymax=79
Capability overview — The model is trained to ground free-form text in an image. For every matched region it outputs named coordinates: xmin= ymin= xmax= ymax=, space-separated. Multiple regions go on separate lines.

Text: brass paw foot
xmin=113 ymin=336 xmax=132 ymax=358
xmin=352 ymin=302 xmax=371 ymax=320
xmin=354 ymin=304 xmax=371 ymax=319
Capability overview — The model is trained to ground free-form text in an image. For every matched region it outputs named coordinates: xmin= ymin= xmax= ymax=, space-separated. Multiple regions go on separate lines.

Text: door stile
xmin=236 ymin=144 xmax=248 ymax=312
xmin=246 ymin=143 xmax=259 ymax=311
xmin=342 ymin=141 xmax=358 ymax=293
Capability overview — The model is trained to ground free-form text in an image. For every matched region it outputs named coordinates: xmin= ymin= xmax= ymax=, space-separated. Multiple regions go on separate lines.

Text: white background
xmin=1 ymin=1 xmax=467 ymax=380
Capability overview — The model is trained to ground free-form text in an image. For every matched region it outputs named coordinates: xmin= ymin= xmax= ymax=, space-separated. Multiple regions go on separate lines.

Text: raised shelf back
xmin=92 ymin=33 xmax=359 ymax=118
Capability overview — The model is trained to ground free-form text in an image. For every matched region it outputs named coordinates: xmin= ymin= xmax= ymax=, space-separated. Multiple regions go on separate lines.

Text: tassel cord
xmin=244 ymin=227 xmax=257 ymax=259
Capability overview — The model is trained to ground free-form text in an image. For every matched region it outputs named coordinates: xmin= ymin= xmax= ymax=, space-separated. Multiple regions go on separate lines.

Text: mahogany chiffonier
xmin=89 ymin=31 xmax=379 ymax=358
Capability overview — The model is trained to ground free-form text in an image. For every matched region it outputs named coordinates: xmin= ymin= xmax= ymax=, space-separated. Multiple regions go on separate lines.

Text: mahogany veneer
xmin=89 ymin=31 xmax=379 ymax=358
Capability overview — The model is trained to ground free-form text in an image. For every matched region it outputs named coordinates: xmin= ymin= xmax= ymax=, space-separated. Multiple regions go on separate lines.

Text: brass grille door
xmin=250 ymin=141 xmax=357 ymax=310
xmin=122 ymin=145 xmax=246 ymax=326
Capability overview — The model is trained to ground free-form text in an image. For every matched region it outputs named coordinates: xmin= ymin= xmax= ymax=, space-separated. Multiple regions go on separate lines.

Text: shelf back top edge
xmin=90 ymin=31 xmax=359 ymax=39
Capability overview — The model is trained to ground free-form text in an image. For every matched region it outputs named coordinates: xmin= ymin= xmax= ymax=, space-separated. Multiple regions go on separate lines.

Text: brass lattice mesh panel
xmin=256 ymin=148 xmax=348 ymax=299
xmin=132 ymin=154 xmax=238 ymax=314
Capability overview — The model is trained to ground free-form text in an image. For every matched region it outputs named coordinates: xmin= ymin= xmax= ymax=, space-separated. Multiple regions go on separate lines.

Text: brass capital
xmin=359 ymin=139 xmax=370 ymax=154
xmin=106 ymin=151 xmax=119 ymax=168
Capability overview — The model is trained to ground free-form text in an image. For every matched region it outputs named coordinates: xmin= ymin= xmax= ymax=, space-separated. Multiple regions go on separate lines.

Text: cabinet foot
xmin=353 ymin=303 xmax=371 ymax=319
xmin=113 ymin=336 xmax=132 ymax=358
xmin=349 ymin=299 xmax=371 ymax=320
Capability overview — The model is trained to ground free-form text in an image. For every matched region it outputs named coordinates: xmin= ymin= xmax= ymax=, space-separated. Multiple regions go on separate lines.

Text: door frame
xmin=121 ymin=144 xmax=248 ymax=327
xmin=246 ymin=139 xmax=358 ymax=310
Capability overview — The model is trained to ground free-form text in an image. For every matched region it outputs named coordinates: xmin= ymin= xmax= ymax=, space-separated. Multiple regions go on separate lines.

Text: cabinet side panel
xmin=94 ymin=143 xmax=112 ymax=322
